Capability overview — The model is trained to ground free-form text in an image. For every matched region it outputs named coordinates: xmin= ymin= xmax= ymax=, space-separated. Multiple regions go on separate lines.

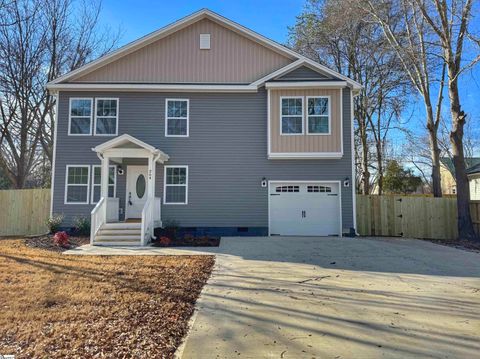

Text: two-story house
xmin=46 ymin=9 xmax=361 ymax=245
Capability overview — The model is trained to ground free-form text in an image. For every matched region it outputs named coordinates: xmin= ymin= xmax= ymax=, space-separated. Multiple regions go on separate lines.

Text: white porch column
xmin=101 ymin=156 xmax=109 ymax=218
xmin=147 ymin=154 xmax=155 ymax=199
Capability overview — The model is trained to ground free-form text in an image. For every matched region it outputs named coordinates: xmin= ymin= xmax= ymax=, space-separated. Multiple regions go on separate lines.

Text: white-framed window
xmin=307 ymin=96 xmax=330 ymax=135
xmin=280 ymin=97 xmax=303 ymax=135
xmin=165 ymin=99 xmax=189 ymax=137
xmin=64 ymin=165 xmax=90 ymax=204
xmin=95 ymin=98 xmax=118 ymax=136
xmin=69 ymin=98 xmax=93 ymax=135
xmin=91 ymin=165 xmax=117 ymax=204
xmin=164 ymin=165 xmax=188 ymax=204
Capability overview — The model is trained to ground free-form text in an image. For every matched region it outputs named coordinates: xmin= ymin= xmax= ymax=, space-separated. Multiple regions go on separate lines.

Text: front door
xmin=126 ymin=165 xmax=148 ymax=219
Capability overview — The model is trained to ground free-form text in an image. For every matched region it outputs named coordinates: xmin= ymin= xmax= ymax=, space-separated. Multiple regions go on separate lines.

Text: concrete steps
xmin=93 ymin=222 xmax=142 ymax=246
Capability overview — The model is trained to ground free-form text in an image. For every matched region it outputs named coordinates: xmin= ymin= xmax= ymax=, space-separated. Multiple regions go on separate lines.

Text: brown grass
xmin=0 ymin=239 xmax=214 ymax=358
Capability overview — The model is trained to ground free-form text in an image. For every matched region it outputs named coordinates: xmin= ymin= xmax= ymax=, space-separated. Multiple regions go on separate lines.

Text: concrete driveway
xmin=177 ymin=236 xmax=480 ymax=359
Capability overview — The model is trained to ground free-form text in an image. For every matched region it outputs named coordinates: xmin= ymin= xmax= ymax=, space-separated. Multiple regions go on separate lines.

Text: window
xmin=281 ymin=97 xmax=303 ymax=135
xmin=65 ymin=166 xmax=90 ymax=204
xmin=95 ymin=98 xmax=118 ymax=135
xmin=165 ymin=99 xmax=189 ymax=137
xmin=91 ymin=166 xmax=117 ymax=204
xmin=276 ymin=185 xmax=300 ymax=193
xmin=307 ymin=96 xmax=330 ymax=134
xmin=307 ymin=185 xmax=332 ymax=193
xmin=69 ymin=98 xmax=92 ymax=135
xmin=164 ymin=166 xmax=188 ymax=204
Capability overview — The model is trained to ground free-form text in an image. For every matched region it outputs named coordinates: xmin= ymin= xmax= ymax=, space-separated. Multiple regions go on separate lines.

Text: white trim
xmin=91 ymin=165 xmax=117 ymax=204
xmin=163 ymin=165 xmax=189 ymax=205
xmin=350 ymin=88 xmax=357 ymax=234
xmin=47 ymin=83 xmax=258 ymax=93
xmin=265 ymin=81 xmax=348 ymax=89
xmin=280 ymin=96 xmax=304 ymax=136
xmin=64 ymin=165 xmax=91 ymax=205
xmin=68 ymin=98 xmax=93 ymax=136
xmin=165 ymin=98 xmax=189 ymax=137
xmin=50 ymin=95 xmax=59 ymax=216
xmin=94 ymin=98 xmax=119 ymax=136
xmin=267 ymin=180 xmax=342 ymax=237
xmin=267 ymin=88 xmax=271 ymax=157
xmin=306 ymin=96 xmax=331 ymax=136
xmin=268 ymin=152 xmax=343 ymax=159
xmin=46 ymin=9 xmax=361 ymax=90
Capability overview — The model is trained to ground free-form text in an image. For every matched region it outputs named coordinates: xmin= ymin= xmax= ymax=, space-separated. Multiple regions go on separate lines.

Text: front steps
xmin=93 ymin=222 xmax=142 ymax=246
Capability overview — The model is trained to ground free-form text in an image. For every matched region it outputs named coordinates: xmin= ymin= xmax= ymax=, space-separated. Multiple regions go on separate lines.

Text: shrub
xmin=53 ymin=231 xmax=70 ymax=247
xmin=73 ymin=216 xmax=90 ymax=236
xmin=163 ymin=219 xmax=180 ymax=239
xmin=159 ymin=236 xmax=171 ymax=246
xmin=46 ymin=214 xmax=64 ymax=234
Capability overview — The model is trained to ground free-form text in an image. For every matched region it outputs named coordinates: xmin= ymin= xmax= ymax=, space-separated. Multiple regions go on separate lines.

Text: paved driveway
xmin=178 ymin=236 xmax=480 ymax=359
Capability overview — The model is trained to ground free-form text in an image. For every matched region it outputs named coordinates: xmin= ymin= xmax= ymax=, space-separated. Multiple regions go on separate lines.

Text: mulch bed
xmin=25 ymin=234 xmax=90 ymax=252
xmin=422 ymin=238 xmax=480 ymax=253
xmin=152 ymin=228 xmax=220 ymax=247
xmin=0 ymin=238 xmax=214 ymax=358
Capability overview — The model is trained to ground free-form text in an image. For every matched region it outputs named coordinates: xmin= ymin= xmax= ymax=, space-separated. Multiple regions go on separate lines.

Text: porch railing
xmin=90 ymin=197 xmax=106 ymax=245
xmin=141 ymin=198 xmax=153 ymax=246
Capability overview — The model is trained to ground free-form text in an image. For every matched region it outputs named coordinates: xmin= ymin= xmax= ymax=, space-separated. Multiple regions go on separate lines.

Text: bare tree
xmin=413 ymin=0 xmax=478 ymax=240
xmin=289 ymin=0 xmax=407 ymax=194
xmin=0 ymin=0 xmax=119 ymax=188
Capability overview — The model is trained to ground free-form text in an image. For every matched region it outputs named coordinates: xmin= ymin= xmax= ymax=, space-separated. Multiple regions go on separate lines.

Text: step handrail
xmin=91 ymin=197 xmax=106 ymax=245
xmin=141 ymin=197 xmax=153 ymax=246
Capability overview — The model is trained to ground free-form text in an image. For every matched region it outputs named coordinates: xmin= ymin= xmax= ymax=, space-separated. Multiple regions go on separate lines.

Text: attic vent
xmin=200 ymin=33 xmax=211 ymax=49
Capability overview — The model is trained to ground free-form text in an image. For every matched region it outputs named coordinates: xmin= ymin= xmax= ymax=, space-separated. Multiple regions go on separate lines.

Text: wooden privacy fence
xmin=356 ymin=195 xmax=480 ymax=240
xmin=0 ymin=189 xmax=51 ymax=236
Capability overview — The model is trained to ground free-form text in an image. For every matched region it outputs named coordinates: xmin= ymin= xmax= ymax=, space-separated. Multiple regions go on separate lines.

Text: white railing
xmin=141 ymin=198 xmax=154 ymax=246
xmin=154 ymin=197 xmax=162 ymax=228
xmin=90 ymin=197 xmax=106 ymax=245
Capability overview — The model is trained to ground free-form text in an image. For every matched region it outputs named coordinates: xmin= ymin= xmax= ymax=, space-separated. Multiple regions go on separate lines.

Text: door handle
xmin=128 ymin=192 xmax=133 ymax=206
xmin=301 ymin=210 xmax=306 ymax=218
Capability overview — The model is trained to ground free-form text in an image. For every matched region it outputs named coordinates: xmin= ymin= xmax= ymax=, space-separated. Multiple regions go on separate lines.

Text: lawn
xmin=0 ymin=239 xmax=214 ymax=358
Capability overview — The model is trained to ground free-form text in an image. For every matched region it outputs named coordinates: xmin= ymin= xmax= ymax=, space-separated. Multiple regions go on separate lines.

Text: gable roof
xmin=46 ymin=9 xmax=361 ymax=92
xmin=440 ymin=157 xmax=480 ymax=175
xmin=467 ymin=162 xmax=480 ymax=175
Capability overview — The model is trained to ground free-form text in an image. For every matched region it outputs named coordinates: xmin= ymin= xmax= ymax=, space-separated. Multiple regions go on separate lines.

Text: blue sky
xmin=99 ymin=0 xmax=479 ymax=156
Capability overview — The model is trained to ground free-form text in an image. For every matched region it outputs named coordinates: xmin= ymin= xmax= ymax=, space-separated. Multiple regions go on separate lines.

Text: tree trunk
xmin=376 ymin=143 xmax=383 ymax=195
xmin=360 ymin=124 xmax=370 ymax=195
xmin=447 ymin=76 xmax=477 ymax=240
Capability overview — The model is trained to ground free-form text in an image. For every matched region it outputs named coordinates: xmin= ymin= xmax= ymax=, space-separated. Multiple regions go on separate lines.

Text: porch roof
xmin=92 ymin=134 xmax=170 ymax=162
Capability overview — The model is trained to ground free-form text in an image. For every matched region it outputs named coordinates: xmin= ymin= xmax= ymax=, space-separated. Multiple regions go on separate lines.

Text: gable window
xmin=65 ymin=165 xmax=90 ymax=204
xmin=307 ymin=96 xmax=330 ymax=134
xmin=91 ymin=165 xmax=117 ymax=204
xmin=165 ymin=99 xmax=189 ymax=137
xmin=164 ymin=166 xmax=188 ymax=204
xmin=69 ymin=98 xmax=92 ymax=135
xmin=95 ymin=98 xmax=118 ymax=135
xmin=281 ymin=97 xmax=303 ymax=135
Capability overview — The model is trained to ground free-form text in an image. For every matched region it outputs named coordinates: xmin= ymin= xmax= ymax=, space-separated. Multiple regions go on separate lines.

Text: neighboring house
xmin=46 ymin=9 xmax=361 ymax=246
xmin=467 ymin=163 xmax=480 ymax=200
xmin=440 ymin=157 xmax=480 ymax=199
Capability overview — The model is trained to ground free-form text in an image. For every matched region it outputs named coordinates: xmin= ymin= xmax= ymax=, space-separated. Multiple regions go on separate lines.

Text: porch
xmin=90 ymin=134 xmax=169 ymax=246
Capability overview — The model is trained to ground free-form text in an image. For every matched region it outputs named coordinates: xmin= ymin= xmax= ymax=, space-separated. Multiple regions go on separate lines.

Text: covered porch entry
xmin=90 ymin=134 xmax=169 ymax=246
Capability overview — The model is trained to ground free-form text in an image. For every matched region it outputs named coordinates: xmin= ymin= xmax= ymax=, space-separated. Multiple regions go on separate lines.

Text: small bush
xmin=53 ymin=231 xmax=70 ymax=248
xmin=73 ymin=216 xmax=90 ymax=236
xmin=159 ymin=236 xmax=171 ymax=246
xmin=46 ymin=214 xmax=64 ymax=234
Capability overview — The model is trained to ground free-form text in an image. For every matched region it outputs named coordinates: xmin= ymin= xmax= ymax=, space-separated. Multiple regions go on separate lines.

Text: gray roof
xmin=467 ymin=162 xmax=480 ymax=175
xmin=440 ymin=157 xmax=480 ymax=175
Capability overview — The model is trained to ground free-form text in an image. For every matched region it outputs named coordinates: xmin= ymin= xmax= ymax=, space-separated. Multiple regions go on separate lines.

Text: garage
xmin=269 ymin=181 xmax=341 ymax=236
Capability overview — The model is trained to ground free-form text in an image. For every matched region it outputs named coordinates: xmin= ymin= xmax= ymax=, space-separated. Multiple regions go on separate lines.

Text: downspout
xmin=150 ymin=151 xmax=163 ymax=240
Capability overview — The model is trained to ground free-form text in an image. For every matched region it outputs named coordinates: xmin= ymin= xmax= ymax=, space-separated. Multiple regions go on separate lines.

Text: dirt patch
xmin=422 ymin=238 xmax=480 ymax=253
xmin=24 ymin=235 xmax=90 ymax=252
xmin=0 ymin=239 xmax=214 ymax=358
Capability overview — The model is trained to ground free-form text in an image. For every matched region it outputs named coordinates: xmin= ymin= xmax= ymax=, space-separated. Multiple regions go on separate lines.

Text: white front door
xmin=126 ymin=165 xmax=148 ymax=219
xmin=269 ymin=182 xmax=341 ymax=236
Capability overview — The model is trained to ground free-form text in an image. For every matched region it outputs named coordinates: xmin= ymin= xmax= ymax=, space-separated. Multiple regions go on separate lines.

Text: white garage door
xmin=269 ymin=182 xmax=341 ymax=236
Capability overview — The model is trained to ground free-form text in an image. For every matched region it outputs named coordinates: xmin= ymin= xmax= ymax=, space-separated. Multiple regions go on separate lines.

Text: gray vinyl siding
xmin=276 ymin=66 xmax=329 ymax=80
xmin=52 ymin=88 xmax=354 ymax=230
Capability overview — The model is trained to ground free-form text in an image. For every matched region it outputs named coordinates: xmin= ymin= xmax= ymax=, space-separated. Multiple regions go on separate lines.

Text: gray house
xmin=46 ymin=9 xmax=361 ymax=245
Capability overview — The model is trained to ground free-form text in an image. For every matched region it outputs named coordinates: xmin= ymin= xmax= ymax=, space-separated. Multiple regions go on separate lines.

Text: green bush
xmin=73 ymin=216 xmax=91 ymax=236
xmin=46 ymin=214 xmax=64 ymax=234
